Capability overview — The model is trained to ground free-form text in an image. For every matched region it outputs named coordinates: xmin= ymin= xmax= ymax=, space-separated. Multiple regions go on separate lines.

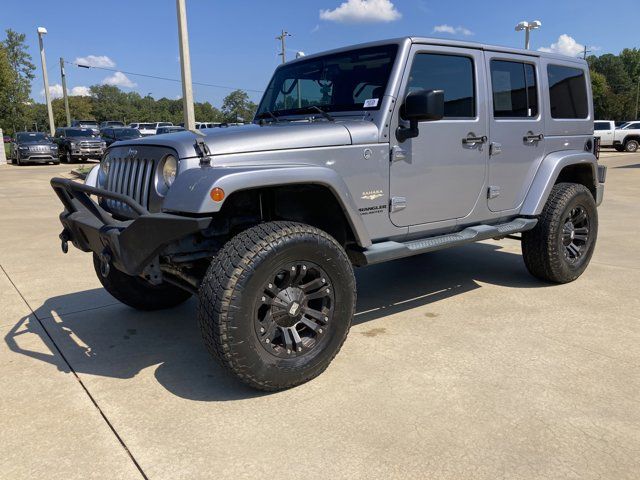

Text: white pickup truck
xmin=594 ymin=120 xmax=640 ymax=152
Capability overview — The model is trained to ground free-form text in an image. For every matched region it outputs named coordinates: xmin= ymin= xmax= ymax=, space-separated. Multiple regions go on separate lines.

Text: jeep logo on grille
xmin=126 ymin=148 xmax=138 ymax=158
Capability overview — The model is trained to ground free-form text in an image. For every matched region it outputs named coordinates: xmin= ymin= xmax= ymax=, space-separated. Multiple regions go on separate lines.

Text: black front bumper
xmin=51 ymin=178 xmax=210 ymax=276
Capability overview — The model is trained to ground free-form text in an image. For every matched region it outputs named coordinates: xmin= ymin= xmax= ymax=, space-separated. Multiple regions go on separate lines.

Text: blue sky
xmin=2 ymin=0 xmax=637 ymax=108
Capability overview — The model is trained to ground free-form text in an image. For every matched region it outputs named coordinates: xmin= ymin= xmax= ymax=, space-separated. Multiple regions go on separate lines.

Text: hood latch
xmin=194 ymin=137 xmax=212 ymax=166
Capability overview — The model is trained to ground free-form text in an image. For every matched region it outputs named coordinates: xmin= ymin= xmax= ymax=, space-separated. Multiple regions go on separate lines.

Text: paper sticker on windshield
xmin=363 ymin=98 xmax=379 ymax=108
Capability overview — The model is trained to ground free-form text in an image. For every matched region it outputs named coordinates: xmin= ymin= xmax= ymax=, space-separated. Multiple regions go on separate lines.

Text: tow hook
xmin=99 ymin=251 xmax=112 ymax=278
xmin=59 ymin=230 xmax=70 ymax=254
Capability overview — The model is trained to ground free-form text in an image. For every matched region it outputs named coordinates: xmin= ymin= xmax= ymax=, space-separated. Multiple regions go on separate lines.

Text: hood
xmin=70 ymin=136 xmax=102 ymax=142
xmin=124 ymin=120 xmax=380 ymax=158
xmin=20 ymin=140 xmax=55 ymax=146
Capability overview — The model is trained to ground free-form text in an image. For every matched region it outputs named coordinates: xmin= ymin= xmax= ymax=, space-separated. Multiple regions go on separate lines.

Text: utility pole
xmin=176 ymin=0 xmax=195 ymax=131
xmin=276 ymin=29 xmax=291 ymax=64
xmin=60 ymin=57 xmax=71 ymax=126
xmin=635 ymin=75 xmax=639 ymax=120
xmin=582 ymin=45 xmax=591 ymax=60
xmin=37 ymin=27 xmax=55 ymax=136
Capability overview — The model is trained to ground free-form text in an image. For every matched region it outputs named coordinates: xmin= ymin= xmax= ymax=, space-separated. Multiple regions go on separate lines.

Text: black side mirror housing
xmin=396 ymin=89 xmax=444 ymax=142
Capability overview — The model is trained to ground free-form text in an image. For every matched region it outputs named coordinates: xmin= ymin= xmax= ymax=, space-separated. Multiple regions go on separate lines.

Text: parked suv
xmin=101 ymin=127 xmax=142 ymax=146
xmin=99 ymin=121 xmax=126 ymax=130
xmin=53 ymin=127 xmax=106 ymax=163
xmin=10 ymin=131 xmax=59 ymax=165
xmin=52 ymin=37 xmax=606 ymax=391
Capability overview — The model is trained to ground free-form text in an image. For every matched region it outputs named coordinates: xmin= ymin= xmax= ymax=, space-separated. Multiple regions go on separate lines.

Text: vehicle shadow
xmin=5 ymin=242 xmax=547 ymax=401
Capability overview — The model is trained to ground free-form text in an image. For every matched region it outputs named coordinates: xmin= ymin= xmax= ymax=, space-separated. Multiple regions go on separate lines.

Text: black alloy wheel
xmin=255 ymin=261 xmax=334 ymax=358
xmin=562 ymin=206 xmax=590 ymax=263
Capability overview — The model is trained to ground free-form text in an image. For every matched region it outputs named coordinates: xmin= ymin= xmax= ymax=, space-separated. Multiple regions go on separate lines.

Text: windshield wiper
xmin=256 ymin=110 xmax=281 ymax=124
xmin=306 ymin=105 xmax=335 ymax=122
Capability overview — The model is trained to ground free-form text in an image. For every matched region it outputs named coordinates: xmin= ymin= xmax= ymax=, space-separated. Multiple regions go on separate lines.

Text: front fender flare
xmin=162 ymin=165 xmax=372 ymax=247
xmin=520 ymin=150 xmax=598 ymax=216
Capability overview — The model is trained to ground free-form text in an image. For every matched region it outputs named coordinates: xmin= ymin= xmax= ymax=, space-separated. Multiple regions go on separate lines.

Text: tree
xmin=221 ymin=89 xmax=257 ymax=123
xmin=1 ymin=29 xmax=35 ymax=134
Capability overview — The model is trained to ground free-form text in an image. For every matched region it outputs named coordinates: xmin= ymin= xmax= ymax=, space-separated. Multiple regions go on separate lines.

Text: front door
xmin=389 ymin=46 xmax=488 ymax=227
xmin=485 ymin=53 xmax=545 ymax=212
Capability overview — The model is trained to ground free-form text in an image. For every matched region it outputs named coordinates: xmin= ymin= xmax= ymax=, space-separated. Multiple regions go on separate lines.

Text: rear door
xmin=485 ymin=53 xmax=545 ymax=212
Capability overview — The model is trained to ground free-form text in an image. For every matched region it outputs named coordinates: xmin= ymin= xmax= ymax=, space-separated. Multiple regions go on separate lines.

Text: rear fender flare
xmin=520 ymin=150 xmax=598 ymax=216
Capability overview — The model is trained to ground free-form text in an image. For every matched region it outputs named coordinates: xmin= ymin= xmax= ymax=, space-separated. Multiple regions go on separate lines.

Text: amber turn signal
xmin=210 ymin=187 xmax=225 ymax=202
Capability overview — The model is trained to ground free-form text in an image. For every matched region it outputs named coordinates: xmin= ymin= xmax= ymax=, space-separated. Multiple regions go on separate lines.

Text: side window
xmin=406 ymin=53 xmax=475 ymax=118
xmin=626 ymin=122 xmax=640 ymax=129
xmin=594 ymin=123 xmax=610 ymax=131
xmin=547 ymin=64 xmax=588 ymax=119
xmin=490 ymin=60 xmax=538 ymax=118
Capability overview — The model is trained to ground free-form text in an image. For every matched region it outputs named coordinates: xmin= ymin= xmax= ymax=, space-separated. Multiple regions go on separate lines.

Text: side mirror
xmin=396 ymin=89 xmax=444 ymax=142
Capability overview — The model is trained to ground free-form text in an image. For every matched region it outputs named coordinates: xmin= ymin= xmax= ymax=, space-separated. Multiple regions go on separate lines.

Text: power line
xmin=65 ymin=61 xmax=264 ymax=93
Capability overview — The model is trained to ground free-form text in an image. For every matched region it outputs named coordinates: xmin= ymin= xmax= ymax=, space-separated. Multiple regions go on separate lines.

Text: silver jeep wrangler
xmin=51 ymin=37 xmax=606 ymax=390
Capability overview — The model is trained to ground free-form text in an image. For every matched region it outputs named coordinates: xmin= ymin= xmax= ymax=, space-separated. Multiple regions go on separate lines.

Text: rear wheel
xmin=522 ymin=183 xmax=598 ymax=283
xmin=65 ymin=150 xmax=73 ymax=164
xmin=624 ymin=139 xmax=639 ymax=152
xmin=93 ymin=254 xmax=192 ymax=310
xmin=198 ymin=221 xmax=356 ymax=391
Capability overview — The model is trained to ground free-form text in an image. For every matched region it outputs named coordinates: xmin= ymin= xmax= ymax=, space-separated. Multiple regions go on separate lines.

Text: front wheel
xmin=198 ymin=222 xmax=356 ymax=391
xmin=522 ymin=183 xmax=598 ymax=283
xmin=93 ymin=254 xmax=192 ymax=310
xmin=65 ymin=150 xmax=73 ymax=164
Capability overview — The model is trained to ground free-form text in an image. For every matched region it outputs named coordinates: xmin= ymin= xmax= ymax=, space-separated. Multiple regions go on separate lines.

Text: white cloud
xmin=319 ymin=0 xmax=401 ymax=23
xmin=311 ymin=24 xmax=320 ymax=33
xmin=538 ymin=34 xmax=584 ymax=57
xmin=74 ymin=55 xmax=115 ymax=68
xmin=433 ymin=24 xmax=473 ymax=36
xmin=101 ymin=71 xmax=137 ymax=88
xmin=41 ymin=84 xmax=91 ymax=99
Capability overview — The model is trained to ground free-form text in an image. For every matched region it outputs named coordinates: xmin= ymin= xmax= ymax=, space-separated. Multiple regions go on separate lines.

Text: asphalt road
xmin=1 ymin=152 xmax=638 ymax=479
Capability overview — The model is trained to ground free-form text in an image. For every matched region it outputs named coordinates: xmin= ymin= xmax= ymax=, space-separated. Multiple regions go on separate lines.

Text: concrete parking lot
xmin=1 ymin=152 xmax=639 ymax=479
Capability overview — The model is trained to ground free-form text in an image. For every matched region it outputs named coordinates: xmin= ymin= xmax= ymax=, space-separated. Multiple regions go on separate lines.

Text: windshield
xmin=115 ymin=128 xmax=141 ymax=139
xmin=256 ymin=44 xmax=398 ymax=118
xmin=17 ymin=132 xmax=47 ymax=142
xmin=67 ymin=128 xmax=97 ymax=138
xmin=79 ymin=122 xmax=98 ymax=127
xmin=139 ymin=123 xmax=155 ymax=129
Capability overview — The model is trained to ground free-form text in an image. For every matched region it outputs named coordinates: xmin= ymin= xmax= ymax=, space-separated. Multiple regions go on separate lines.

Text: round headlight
xmin=162 ymin=155 xmax=178 ymax=187
xmin=101 ymin=157 xmax=110 ymax=175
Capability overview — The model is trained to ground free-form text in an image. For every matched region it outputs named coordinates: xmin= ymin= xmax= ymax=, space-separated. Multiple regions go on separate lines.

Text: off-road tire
xmin=624 ymin=139 xmax=639 ymax=153
xmin=93 ymin=253 xmax=191 ymax=310
xmin=198 ymin=221 xmax=356 ymax=391
xmin=65 ymin=150 xmax=73 ymax=164
xmin=522 ymin=183 xmax=598 ymax=283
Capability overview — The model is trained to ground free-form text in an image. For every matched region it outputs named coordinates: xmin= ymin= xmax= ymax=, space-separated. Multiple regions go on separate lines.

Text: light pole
xmin=515 ymin=20 xmax=542 ymax=49
xmin=37 ymin=27 xmax=55 ymax=136
xmin=175 ymin=0 xmax=195 ymax=131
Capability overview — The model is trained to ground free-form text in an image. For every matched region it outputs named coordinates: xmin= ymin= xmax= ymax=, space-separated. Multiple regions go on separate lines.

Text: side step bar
xmin=351 ymin=217 xmax=538 ymax=266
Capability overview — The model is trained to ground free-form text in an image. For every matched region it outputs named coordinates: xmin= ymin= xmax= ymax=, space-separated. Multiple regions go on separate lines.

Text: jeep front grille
xmin=103 ymin=157 xmax=155 ymax=216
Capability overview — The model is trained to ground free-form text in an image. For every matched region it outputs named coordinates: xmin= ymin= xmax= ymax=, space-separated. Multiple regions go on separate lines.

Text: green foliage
xmin=589 ymin=49 xmax=640 ymax=120
xmin=0 ymin=29 xmax=36 ymax=134
xmin=221 ymin=89 xmax=257 ymax=123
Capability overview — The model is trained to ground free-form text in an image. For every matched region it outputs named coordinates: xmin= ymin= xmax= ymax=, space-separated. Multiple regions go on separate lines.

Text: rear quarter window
xmin=547 ymin=64 xmax=588 ymax=119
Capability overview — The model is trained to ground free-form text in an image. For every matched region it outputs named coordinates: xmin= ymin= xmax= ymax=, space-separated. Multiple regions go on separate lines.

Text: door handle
xmin=523 ymin=133 xmax=544 ymax=143
xmin=462 ymin=135 xmax=487 ymax=146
